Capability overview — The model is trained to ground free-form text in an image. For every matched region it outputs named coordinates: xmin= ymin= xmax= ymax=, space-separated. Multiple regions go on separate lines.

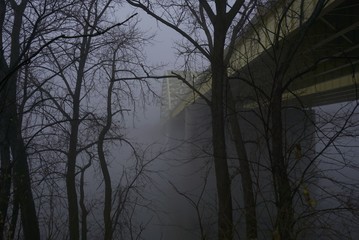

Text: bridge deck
xmin=162 ymin=0 xmax=359 ymax=119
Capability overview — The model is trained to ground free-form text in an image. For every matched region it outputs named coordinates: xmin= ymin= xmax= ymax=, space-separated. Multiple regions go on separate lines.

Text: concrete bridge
xmin=161 ymin=0 xmax=359 ymax=118
xmin=155 ymin=0 xmax=359 ymax=239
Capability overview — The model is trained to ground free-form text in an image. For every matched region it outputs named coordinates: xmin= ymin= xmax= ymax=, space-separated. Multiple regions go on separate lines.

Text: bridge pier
xmin=157 ymin=96 xmax=323 ymax=239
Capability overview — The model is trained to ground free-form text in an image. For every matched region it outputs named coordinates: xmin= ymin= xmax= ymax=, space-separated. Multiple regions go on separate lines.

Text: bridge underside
xmin=231 ymin=0 xmax=359 ymax=109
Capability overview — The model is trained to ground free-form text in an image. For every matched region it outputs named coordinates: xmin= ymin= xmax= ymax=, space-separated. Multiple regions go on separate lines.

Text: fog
xmin=1 ymin=1 xmax=359 ymax=240
xmin=131 ymin=100 xmax=359 ymax=240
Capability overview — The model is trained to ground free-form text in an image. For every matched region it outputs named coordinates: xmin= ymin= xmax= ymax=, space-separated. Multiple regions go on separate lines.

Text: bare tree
xmin=126 ymin=0 xmax=359 ymax=240
xmin=228 ymin=0 xmax=359 ymax=239
xmin=1 ymin=0 xmax=157 ymax=239
xmin=26 ymin=2 xmax=154 ymax=239
xmin=0 ymin=1 xmax=77 ymax=239
xmin=124 ymin=1 xmax=259 ymax=239
xmin=96 ymin=26 xmax=151 ymax=240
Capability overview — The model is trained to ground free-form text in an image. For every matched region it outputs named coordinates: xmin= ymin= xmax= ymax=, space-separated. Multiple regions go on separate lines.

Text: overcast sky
xmin=131 ymin=9 xmax=180 ymax=70
xmin=111 ymin=5 xmax=179 ymax=128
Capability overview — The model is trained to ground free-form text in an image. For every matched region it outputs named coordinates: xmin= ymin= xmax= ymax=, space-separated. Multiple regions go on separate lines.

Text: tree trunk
xmin=79 ymin=162 xmax=90 ymax=240
xmin=0 ymin=142 xmax=11 ymax=240
xmin=227 ymin=89 xmax=258 ymax=240
xmin=66 ymin=25 xmax=91 ymax=240
xmin=6 ymin=74 xmax=40 ymax=240
xmin=271 ymin=79 xmax=294 ymax=240
xmin=98 ymin=137 xmax=113 ymax=240
xmin=0 ymin=1 xmax=40 ymax=238
xmin=0 ymin=3 xmax=11 ymax=236
xmin=99 ymin=52 xmax=116 ymax=240
xmin=8 ymin=194 xmax=19 ymax=240
xmin=67 ymin=120 xmax=80 ymax=240
xmin=10 ymin=127 xmax=40 ymax=240
xmin=211 ymin=33 xmax=233 ymax=238
xmin=211 ymin=75 xmax=233 ymax=240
